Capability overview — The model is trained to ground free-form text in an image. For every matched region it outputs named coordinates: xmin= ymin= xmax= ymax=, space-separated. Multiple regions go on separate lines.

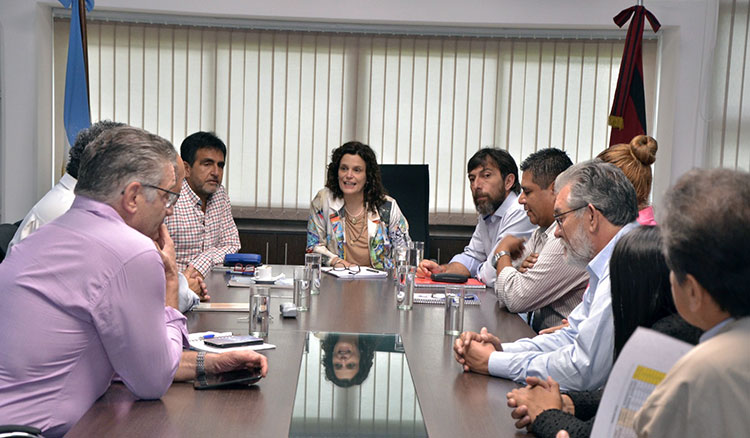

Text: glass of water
xmin=396 ymin=265 xmax=416 ymax=310
xmin=305 ymin=253 xmax=322 ymax=295
xmin=444 ymin=285 xmax=465 ymax=336
xmin=249 ymin=285 xmax=270 ymax=338
xmin=294 ymin=266 xmax=312 ymax=312
xmin=410 ymin=241 xmax=425 ymax=266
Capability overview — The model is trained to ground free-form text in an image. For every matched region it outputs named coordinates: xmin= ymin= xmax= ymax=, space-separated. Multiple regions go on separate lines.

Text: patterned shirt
xmin=165 ymin=180 xmax=240 ymax=276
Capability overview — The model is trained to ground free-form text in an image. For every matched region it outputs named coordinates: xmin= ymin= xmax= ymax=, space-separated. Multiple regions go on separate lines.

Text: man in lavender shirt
xmin=0 ymin=127 xmax=267 ymax=437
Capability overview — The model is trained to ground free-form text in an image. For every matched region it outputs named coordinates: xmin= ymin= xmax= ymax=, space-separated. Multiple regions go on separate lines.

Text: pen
xmin=365 ymin=268 xmax=379 ymax=273
xmin=200 ymin=334 xmax=215 ymax=340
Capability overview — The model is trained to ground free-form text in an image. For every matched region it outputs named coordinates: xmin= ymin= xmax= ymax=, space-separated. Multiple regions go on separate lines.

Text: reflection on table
xmin=291 ymin=332 xmax=427 ymax=437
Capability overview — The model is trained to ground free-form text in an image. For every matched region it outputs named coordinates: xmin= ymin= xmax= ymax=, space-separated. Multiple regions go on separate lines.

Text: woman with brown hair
xmin=596 ymin=135 xmax=658 ymax=225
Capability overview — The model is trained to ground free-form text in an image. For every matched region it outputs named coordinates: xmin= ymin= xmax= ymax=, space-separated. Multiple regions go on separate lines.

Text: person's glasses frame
xmin=553 ymin=204 xmax=588 ymax=228
xmin=332 ymin=260 xmax=361 ymax=273
xmin=142 ymin=183 xmax=181 ymax=208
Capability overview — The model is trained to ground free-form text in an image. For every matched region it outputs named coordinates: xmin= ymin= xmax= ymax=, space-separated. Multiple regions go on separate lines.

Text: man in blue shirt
xmin=417 ymin=148 xmax=535 ymax=287
xmin=454 ymin=160 xmax=638 ymax=391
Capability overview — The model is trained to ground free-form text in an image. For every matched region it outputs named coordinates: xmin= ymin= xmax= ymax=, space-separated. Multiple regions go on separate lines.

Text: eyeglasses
xmin=332 ymin=260 xmax=361 ymax=273
xmin=553 ymin=205 xmax=588 ymax=227
xmin=142 ymin=184 xmax=181 ymax=208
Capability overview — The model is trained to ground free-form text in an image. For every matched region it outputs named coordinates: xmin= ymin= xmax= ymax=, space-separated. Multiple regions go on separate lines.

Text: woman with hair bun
xmin=596 ymin=135 xmax=658 ymax=225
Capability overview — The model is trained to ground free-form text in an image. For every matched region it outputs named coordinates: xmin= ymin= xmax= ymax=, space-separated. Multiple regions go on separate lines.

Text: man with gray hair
xmin=453 ymin=160 xmax=638 ymax=391
xmin=0 ymin=127 xmax=268 ymax=437
xmin=6 ymin=120 xmax=204 ymax=312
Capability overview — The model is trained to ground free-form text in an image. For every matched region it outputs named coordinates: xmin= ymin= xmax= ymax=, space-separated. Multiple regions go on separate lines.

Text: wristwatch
xmin=196 ymin=351 xmax=206 ymax=377
xmin=491 ymin=250 xmax=510 ymax=267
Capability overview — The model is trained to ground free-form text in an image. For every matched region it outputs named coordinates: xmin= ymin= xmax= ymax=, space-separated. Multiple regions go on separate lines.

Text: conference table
xmin=67 ymin=266 xmax=536 ymax=438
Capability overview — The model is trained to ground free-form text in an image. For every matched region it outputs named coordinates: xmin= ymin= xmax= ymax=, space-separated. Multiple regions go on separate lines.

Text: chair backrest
xmin=0 ymin=222 xmax=20 ymax=263
xmin=379 ymin=164 xmax=429 ymax=254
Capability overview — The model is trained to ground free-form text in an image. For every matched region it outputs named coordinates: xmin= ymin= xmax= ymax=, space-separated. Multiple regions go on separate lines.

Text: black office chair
xmin=0 ymin=221 xmax=21 ymax=263
xmin=379 ymin=164 xmax=430 ymax=254
xmin=0 ymin=425 xmax=44 ymax=438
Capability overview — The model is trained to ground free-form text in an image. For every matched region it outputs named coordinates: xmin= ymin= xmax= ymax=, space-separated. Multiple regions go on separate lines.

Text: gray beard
xmin=562 ymin=223 xmax=596 ymax=269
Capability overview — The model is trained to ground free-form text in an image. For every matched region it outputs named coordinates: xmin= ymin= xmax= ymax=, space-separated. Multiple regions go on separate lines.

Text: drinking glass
xmin=396 ymin=265 xmax=416 ymax=310
xmin=305 ymin=253 xmax=322 ymax=295
xmin=249 ymin=285 xmax=270 ymax=338
xmin=444 ymin=285 xmax=466 ymax=336
xmin=294 ymin=266 xmax=312 ymax=312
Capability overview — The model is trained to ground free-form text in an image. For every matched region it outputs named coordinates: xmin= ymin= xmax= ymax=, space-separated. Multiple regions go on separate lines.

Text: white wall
xmin=0 ymin=0 xmax=718 ymax=221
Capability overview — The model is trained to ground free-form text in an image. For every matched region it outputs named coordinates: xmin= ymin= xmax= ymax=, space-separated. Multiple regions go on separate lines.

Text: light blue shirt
xmin=450 ymin=192 xmax=535 ymax=287
xmin=487 ymin=221 xmax=639 ymax=391
xmin=699 ymin=317 xmax=735 ymax=343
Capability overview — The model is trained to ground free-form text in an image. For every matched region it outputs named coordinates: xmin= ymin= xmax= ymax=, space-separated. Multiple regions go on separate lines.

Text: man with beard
xmin=165 ymin=131 xmax=240 ymax=282
xmin=453 ymin=160 xmax=638 ymax=391
xmin=417 ymin=148 xmax=535 ymax=286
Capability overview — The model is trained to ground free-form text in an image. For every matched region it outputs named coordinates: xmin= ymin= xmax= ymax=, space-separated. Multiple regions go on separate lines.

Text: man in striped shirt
xmin=166 ymin=132 xmax=240 ymax=284
xmin=492 ymin=149 xmax=588 ymax=331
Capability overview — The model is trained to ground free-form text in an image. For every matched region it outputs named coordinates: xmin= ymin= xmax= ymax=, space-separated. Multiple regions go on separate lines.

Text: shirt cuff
xmin=449 ymin=253 xmax=481 ymax=276
xmin=164 ymin=305 xmax=189 ymax=348
xmin=177 ymin=272 xmax=200 ymax=313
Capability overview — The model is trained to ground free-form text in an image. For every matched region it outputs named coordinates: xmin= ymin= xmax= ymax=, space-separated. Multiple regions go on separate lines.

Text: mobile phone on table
xmin=431 ymin=273 xmax=469 ymax=283
xmin=203 ymin=335 xmax=263 ymax=348
xmin=194 ymin=368 xmax=262 ymax=390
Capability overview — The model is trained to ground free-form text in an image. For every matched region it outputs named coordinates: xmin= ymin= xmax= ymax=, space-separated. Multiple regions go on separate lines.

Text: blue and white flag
xmin=59 ymin=0 xmax=94 ymax=147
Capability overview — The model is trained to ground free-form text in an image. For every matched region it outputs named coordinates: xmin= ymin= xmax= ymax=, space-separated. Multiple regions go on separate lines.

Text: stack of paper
xmin=188 ymin=331 xmax=276 ymax=353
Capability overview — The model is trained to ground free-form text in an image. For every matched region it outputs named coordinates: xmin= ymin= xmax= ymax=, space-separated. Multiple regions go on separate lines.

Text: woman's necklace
xmin=344 ymin=205 xmax=365 ymax=224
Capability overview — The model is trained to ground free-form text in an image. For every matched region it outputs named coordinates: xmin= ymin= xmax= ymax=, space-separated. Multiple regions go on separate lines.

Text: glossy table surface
xmin=67 ymin=266 xmax=536 ymax=438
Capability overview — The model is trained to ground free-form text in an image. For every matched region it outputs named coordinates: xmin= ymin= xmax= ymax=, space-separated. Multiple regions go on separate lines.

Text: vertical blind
xmin=53 ymin=19 xmax=657 ymax=223
xmin=709 ymin=0 xmax=750 ymax=172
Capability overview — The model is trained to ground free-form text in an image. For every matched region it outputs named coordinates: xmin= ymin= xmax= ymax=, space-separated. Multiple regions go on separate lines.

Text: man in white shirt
xmin=8 ymin=120 xmax=123 ymax=251
xmin=634 ymin=168 xmax=750 ymax=438
xmin=417 ymin=148 xmax=535 ymax=287
xmin=493 ymin=148 xmax=588 ymax=331
xmin=454 ymin=160 xmax=638 ymax=391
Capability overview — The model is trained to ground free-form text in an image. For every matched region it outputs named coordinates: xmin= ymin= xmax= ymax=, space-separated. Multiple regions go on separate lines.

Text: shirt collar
xmin=483 ymin=192 xmax=519 ymax=222
xmin=70 ymin=195 xmax=126 ymax=224
xmin=181 ymin=179 xmax=204 ymax=207
xmin=699 ymin=317 xmax=735 ymax=343
xmin=59 ymin=172 xmax=77 ymax=190
xmin=587 ymin=221 xmax=639 ymax=281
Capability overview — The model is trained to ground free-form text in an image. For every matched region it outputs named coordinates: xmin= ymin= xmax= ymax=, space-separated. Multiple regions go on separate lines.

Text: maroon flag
xmin=608 ymin=5 xmax=660 ymax=146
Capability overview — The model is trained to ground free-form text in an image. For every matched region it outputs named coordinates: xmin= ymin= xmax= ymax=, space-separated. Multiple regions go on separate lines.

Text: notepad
xmin=321 ymin=266 xmax=388 ymax=279
xmin=414 ymin=277 xmax=486 ymax=289
xmin=188 ymin=331 xmax=276 ymax=353
xmin=413 ymin=292 xmax=481 ymax=305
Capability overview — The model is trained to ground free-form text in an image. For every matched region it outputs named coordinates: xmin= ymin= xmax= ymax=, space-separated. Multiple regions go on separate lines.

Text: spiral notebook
xmin=413 ymin=292 xmax=481 ymax=305
xmin=414 ymin=277 xmax=486 ymax=289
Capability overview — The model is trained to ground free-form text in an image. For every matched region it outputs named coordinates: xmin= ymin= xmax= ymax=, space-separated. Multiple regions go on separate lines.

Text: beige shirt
xmin=634 ymin=317 xmax=750 ymax=438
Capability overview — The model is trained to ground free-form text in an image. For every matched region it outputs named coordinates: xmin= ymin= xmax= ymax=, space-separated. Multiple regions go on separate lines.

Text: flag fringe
xmin=608 ymin=115 xmax=624 ymax=130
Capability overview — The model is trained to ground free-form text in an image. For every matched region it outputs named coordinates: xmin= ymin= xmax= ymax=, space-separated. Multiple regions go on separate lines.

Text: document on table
xmin=591 ymin=327 xmax=693 ymax=438
xmin=321 ymin=266 xmax=387 ymax=279
xmin=188 ymin=331 xmax=276 ymax=353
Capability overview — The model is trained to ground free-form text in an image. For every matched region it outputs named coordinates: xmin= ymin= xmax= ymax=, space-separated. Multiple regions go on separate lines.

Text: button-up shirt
xmin=450 ymin=192 xmax=535 ymax=286
xmin=487 ymin=222 xmax=638 ymax=391
xmin=8 ymin=172 xmax=77 ymax=253
xmin=0 ymin=196 xmax=188 ymax=437
xmin=165 ymin=180 xmax=240 ymax=276
xmin=495 ymin=222 xmax=589 ymax=331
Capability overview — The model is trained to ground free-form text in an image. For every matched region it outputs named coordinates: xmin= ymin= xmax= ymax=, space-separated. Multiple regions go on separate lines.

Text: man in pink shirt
xmin=0 ymin=127 xmax=267 ymax=437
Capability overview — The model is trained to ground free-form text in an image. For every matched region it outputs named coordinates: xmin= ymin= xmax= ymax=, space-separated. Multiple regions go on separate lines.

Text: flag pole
xmin=78 ymin=0 xmax=90 ymax=113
